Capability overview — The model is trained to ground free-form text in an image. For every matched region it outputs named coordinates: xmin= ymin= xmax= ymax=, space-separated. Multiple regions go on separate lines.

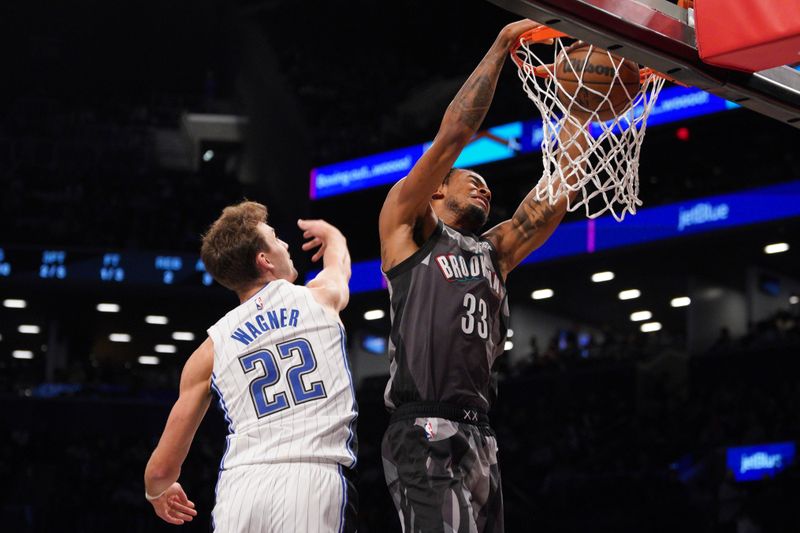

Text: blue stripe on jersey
xmin=210 ymin=372 xmax=234 ymax=531
xmin=210 ymin=372 xmax=235 ymax=436
xmin=337 ymin=464 xmax=347 ymax=533
xmin=337 ymin=324 xmax=358 ymax=467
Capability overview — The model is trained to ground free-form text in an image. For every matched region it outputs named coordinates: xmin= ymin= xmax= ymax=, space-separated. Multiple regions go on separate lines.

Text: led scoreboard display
xmin=0 ymin=247 xmax=216 ymax=288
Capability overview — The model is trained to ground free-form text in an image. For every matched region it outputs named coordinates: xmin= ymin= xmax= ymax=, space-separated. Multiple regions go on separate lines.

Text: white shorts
xmin=212 ymin=461 xmax=357 ymax=533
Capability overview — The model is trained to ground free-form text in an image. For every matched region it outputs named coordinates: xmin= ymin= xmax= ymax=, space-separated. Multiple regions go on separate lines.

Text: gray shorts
xmin=381 ymin=413 xmax=503 ymax=533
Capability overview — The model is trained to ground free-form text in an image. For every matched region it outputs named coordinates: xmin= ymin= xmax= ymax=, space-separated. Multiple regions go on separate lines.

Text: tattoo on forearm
xmin=454 ymin=74 xmax=495 ymax=130
xmin=510 ymin=194 xmax=558 ymax=240
xmin=451 ymin=49 xmax=506 ymax=130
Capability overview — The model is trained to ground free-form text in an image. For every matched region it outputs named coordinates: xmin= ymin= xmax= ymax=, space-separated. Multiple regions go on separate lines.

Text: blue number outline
xmin=239 ymin=349 xmax=290 ymax=418
xmin=276 ymin=338 xmax=327 ymax=405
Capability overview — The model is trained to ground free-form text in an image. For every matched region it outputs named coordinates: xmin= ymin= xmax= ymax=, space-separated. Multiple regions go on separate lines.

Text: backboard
xmin=486 ymin=0 xmax=800 ymax=128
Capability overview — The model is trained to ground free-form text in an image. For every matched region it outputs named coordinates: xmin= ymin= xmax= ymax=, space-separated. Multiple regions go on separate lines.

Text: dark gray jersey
xmin=383 ymin=220 xmax=510 ymax=412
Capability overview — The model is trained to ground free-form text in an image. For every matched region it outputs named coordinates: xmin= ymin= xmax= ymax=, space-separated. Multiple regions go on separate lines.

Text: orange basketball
xmin=555 ymin=43 xmax=640 ymax=121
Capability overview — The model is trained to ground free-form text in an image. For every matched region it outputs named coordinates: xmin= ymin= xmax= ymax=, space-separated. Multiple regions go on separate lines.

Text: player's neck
xmin=236 ymin=277 xmax=276 ymax=304
xmin=438 ymin=210 xmax=481 ymax=235
xmin=436 ymin=209 xmax=464 ymax=230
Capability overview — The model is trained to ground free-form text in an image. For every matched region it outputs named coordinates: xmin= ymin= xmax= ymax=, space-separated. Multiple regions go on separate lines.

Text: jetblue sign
xmin=727 ymin=442 xmax=795 ymax=482
xmin=311 ymin=179 xmax=800 ymax=294
xmin=593 ymin=180 xmax=800 ymax=250
xmin=678 ymin=202 xmax=730 ymax=231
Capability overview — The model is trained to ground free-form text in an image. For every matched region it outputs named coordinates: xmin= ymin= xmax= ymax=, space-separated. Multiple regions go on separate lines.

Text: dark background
xmin=1 ymin=0 xmax=799 ymax=531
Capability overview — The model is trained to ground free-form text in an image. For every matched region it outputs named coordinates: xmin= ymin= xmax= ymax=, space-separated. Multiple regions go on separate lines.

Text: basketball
xmin=555 ymin=42 xmax=640 ymax=121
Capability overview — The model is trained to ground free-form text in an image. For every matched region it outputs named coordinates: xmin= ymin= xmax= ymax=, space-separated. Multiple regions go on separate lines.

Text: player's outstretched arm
xmin=379 ymin=20 xmax=542 ymax=269
xmin=484 ymin=117 xmax=590 ymax=278
xmin=144 ymin=337 xmax=214 ymax=524
xmin=301 ymin=218 xmax=351 ymax=312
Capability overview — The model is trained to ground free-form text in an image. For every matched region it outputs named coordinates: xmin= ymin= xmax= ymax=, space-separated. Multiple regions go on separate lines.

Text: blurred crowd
xmin=511 ymin=308 xmax=800 ymax=377
xmin=0 ymin=96 xmax=245 ymax=251
xmin=2 ymin=311 xmax=799 ymax=532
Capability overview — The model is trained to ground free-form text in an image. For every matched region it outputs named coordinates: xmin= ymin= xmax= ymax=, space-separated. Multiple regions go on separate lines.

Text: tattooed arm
xmin=484 ymin=118 xmax=590 ymax=279
xmin=379 ymin=19 xmax=541 ymax=272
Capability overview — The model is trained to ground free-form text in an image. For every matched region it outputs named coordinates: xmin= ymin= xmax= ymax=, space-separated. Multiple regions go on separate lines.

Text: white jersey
xmin=207 ymin=280 xmax=357 ymax=471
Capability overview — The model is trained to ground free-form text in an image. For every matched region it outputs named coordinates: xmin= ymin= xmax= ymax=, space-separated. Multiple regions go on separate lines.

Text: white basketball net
xmin=513 ymin=35 xmax=666 ymax=221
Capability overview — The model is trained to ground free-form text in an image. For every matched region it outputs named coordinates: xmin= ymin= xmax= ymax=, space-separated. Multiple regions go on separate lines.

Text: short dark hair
xmin=201 ymin=201 xmax=270 ymax=292
xmin=443 ymin=167 xmax=479 ymax=185
xmin=443 ymin=168 xmax=458 ymax=185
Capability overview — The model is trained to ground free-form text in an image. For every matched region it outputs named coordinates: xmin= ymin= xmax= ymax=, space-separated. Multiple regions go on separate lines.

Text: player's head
xmin=201 ymin=200 xmax=297 ymax=293
xmin=432 ymin=168 xmax=492 ymax=232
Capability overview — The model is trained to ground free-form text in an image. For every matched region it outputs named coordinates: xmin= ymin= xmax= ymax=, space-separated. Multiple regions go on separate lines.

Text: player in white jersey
xmin=144 ymin=201 xmax=358 ymax=532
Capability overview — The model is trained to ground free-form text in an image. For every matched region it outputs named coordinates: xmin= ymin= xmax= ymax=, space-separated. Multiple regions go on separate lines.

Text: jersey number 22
xmin=239 ymin=338 xmax=327 ymax=418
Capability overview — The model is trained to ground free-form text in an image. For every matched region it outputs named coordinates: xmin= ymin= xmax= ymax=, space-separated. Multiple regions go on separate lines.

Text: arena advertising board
xmin=726 ymin=442 xmax=796 ymax=482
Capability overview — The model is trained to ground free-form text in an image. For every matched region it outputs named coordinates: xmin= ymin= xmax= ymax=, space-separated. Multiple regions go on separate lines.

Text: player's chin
xmin=470 ymin=197 xmax=490 ymax=213
xmin=464 ymin=204 xmax=489 ymax=230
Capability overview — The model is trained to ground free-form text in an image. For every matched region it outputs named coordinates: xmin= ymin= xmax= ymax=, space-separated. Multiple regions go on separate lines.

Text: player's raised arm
xmin=379 ymin=19 xmax=542 ymax=270
xmin=144 ymin=337 xmax=213 ymax=525
xmin=301 ymin=218 xmax=351 ymax=312
xmin=483 ymin=116 xmax=590 ymax=278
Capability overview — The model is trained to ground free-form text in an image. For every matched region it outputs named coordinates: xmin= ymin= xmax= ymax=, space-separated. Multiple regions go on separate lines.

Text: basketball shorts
xmin=381 ymin=402 xmax=504 ymax=533
xmin=212 ymin=461 xmax=357 ymax=533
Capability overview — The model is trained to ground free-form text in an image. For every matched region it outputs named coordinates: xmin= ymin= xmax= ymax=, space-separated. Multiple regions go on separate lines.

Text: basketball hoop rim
xmin=509 ymin=26 xmax=567 ymax=77
xmin=510 ymin=25 xmax=682 ymax=85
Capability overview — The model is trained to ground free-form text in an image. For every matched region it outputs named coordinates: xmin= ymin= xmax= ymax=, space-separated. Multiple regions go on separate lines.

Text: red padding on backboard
xmin=695 ymin=0 xmax=800 ymax=73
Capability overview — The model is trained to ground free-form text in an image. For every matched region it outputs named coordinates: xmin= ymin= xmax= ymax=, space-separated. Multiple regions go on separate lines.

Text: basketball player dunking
xmin=144 ymin=201 xmax=357 ymax=532
xmin=379 ymin=20 xmax=586 ymax=532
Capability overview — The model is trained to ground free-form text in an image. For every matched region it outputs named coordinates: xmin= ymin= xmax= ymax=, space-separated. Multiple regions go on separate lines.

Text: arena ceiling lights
xmin=640 ymin=322 xmax=663 ymax=333
xmin=618 ymin=289 xmax=641 ymax=301
xmin=670 ymin=296 xmax=691 ymax=308
xmin=531 ymin=289 xmax=554 ymax=300
xmin=591 ymin=271 xmax=615 ymax=283
xmin=363 ymin=309 xmax=385 ymax=321
xmin=155 ymin=344 xmax=177 ymax=354
xmin=764 ymin=242 xmax=790 ymax=254
xmin=630 ymin=311 xmax=653 ymax=322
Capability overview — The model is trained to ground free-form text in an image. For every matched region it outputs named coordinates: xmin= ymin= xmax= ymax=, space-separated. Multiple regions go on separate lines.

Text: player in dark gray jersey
xmin=379 ymin=19 xmax=588 ymax=533
xmin=383 ymin=216 xmax=509 ymax=413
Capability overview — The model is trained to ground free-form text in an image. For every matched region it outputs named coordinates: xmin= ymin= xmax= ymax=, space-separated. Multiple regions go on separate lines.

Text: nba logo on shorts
xmin=424 ymin=420 xmax=436 ymax=440
xmin=255 ymin=296 xmax=264 ymax=311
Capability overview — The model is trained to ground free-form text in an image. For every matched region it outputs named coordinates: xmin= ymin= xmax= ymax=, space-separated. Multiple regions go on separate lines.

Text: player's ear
xmin=432 ymin=184 xmax=446 ymax=200
xmin=255 ymin=252 xmax=273 ymax=273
